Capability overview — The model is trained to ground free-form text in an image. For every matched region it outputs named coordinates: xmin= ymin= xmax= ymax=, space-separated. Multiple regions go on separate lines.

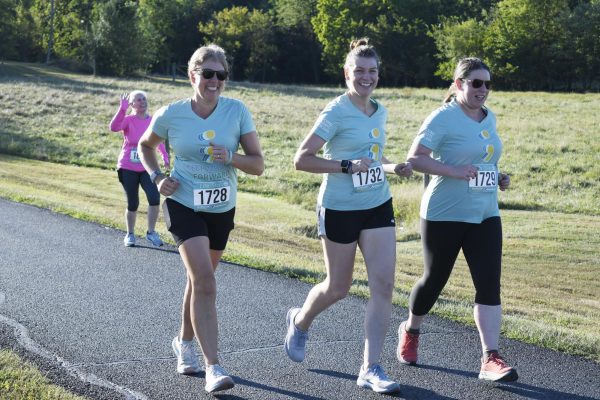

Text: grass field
xmin=0 ymin=61 xmax=598 ymax=395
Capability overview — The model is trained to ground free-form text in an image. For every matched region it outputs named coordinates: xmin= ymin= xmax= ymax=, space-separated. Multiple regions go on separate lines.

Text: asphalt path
xmin=0 ymin=198 xmax=598 ymax=400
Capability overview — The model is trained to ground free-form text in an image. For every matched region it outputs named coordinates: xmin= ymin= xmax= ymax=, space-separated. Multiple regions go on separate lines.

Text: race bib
xmin=129 ymin=149 xmax=140 ymax=163
xmin=352 ymin=164 xmax=385 ymax=192
xmin=193 ymin=183 xmax=231 ymax=209
xmin=469 ymin=164 xmax=498 ymax=192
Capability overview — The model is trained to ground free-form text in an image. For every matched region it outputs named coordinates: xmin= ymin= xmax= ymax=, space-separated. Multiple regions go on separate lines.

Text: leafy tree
xmin=565 ymin=0 xmax=600 ymax=89
xmin=484 ymin=0 xmax=570 ymax=89
xmin=0 ymin=0 xmax=23 ymax=60
xmin=92 ymin=0 xmax=154 ymax=75
xmin=430 ymin=17 xmax=488 ymax=80
xmin=270 ymin=0 xmax=322 ymax=83
xmin=312 ymin=0 xmax=389 ymax=79
xmin=198 ymin=6 xmax=277 ymax=81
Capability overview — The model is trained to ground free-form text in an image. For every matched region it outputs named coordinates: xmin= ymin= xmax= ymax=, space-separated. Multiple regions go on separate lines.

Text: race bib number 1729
xmin=469 ymin=164 xmax=498 ymax=192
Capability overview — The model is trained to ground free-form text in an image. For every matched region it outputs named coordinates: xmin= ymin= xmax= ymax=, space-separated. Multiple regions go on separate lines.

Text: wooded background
xmin=1 ymin=0 xmax=598 ymax=90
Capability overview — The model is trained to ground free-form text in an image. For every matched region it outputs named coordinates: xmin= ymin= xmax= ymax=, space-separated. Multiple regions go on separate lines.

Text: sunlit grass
xmin=0 ymin=350 xmax=87 ymax=400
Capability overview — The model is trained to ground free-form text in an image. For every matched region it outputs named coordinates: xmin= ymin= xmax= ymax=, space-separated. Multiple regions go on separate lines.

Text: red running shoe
xmin=396 ymin=321 xmax=419 ymax=365
xmin=478 ymin=352 xmax=518 ymax=382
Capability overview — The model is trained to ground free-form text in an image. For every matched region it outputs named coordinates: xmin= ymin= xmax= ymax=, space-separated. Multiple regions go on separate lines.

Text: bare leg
xmin=294 ymin=237 xmax=356 ymax=331
xmin=147 ymin=205 xmax=159 ymax=232
xmin=359 ymin=227 xmax=396 ymax=367
xmin=177 ymin=236 xmax=222 ymax=365
xmin=180 ymin=248 xmax=223 ymax=342
xmin=125 ymin=209 xmax=136 ymax=233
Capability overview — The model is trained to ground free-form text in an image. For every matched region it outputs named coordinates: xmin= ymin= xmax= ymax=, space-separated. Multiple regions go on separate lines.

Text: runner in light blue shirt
xmin=311 ymin=93 xmax=391 ymax=211
xmin=398 ymin=57 xmax=517 ymax=384
xmin=138 ymin=44 xmax=263 ymax=394
xmin=284 ymin=38 xmax=412 ymax=395
xmin=417 ymin=99 xmax=503 ymax=223
xmin=150 ymin=96 xmax=255 ymax=213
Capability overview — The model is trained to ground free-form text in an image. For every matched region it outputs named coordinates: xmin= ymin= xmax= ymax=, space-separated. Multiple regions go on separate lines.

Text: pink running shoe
xmin=478 ymin=352 xmax=518 ymax=382
xmin=396 ymin=321 xmax=419 ymax=365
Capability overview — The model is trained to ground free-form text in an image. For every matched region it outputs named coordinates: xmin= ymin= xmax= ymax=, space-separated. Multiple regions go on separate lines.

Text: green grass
xmin=0 ymin=350 xmax=87 ymax=399
xmin=0 ymin=61 xmax=599 ymax=396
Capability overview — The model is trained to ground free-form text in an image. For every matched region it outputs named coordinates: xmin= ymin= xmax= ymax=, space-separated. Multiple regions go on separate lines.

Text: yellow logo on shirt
xmin=369 ymin=128 xmax=380 ymax=138
xmin=201 ymin=130 xmax=216 ymax=141
xmin=483 ymin=144 xmax=495 ymax=162
xmin=369 ymin=143 xmax=380 ymax=161
xmin=479 ymin=130 xmax=490 ymax=140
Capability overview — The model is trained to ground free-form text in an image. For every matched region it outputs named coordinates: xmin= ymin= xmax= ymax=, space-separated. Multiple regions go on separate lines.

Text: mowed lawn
xmin=0 ymin=62 xmax=599 ymax=362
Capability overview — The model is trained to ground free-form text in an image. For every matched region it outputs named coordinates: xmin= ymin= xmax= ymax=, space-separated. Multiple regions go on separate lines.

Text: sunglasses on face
xmin=463 ymin=78 xmax=492 ymax=90
xmin=196 ymin=69 xmax=228 ymax=81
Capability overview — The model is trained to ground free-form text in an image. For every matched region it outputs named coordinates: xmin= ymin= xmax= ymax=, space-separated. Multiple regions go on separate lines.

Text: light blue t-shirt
xmin=312 ymin=94 xmax=391 ymax=211
xmin=149 ymin=97 xmax=256 ymax=213
xmin=417 ymin=100 xmax=503 ymax=223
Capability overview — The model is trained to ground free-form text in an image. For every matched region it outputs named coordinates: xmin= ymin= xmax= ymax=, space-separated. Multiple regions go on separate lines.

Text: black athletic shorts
xmin=163 ymin=198 xmax=235 ymax=250
xmin=317 ymin=198 xmax=395 ymax=244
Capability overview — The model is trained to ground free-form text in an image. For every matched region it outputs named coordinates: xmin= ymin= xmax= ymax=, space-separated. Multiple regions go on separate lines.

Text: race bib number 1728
xmin=193 ymin=185 xmax=231 ymax=208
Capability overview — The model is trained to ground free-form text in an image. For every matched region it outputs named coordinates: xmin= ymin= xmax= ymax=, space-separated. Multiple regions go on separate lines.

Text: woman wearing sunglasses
xmin=285 ymin=38 xmax=412 ymax=395
xmin=138 ymin=44 xmax=264 ymax=393
xmin=109 ymin=90 xmax=170 ymax=247
xmin=397 ymin=57 xmax=516 ymax=382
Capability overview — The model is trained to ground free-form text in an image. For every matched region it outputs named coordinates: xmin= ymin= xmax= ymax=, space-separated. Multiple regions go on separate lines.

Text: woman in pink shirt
xmin=109 ymin=90 xmax=170 ymax=247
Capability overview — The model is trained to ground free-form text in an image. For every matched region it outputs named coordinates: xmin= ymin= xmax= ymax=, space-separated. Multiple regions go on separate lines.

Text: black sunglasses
xmin=197 ymin=69 xmax=228 ymax=81
xmin=463 ymin=79 xmax=491 ymax=90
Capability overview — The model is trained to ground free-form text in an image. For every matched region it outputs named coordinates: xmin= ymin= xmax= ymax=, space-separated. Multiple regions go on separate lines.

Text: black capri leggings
xmin=409 ymin=216 xmax=503 ymax=316
xmin=117 ymin=168 xmax=160 ymax=211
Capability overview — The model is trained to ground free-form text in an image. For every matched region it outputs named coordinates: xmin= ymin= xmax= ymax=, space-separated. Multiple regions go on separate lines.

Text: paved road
xmin=0 ymin=198 xmax=598 ymax=399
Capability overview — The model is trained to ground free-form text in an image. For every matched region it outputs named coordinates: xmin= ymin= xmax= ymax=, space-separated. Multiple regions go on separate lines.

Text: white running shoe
xmin=284 ymin=307 xmax=308 ymax=362
xmin=146 ymin=231 xmax=163 ymax=247
xmin=204 ymin=364 xmax=235 ymax=393
xmin=171 ymin=337 xmax=201 ymax=375
xmin=123 ymin=233 xmax=135 ymax=247
xmin=357 ymin=364 xmax=401 ymax=394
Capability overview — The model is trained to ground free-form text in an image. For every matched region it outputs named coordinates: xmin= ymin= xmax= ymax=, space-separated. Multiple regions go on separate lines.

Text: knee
xmin=372 ymin=278 xmax=395 ymax=299
xmin=190 ymin=274 xmax=217 ymax=298
xmin=326 ymin=281 xmax=351 ymax=302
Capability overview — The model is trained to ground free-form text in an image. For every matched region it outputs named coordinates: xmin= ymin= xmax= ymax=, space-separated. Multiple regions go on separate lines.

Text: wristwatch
xmin=341 ymin=160 xmax=351 ymax=174
xmin=149 ymin=170 xmax=164 ymax=184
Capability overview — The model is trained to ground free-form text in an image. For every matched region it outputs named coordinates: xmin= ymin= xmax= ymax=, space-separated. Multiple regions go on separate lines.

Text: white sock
xmin=474 ymin=303 xmax=502 ymax=353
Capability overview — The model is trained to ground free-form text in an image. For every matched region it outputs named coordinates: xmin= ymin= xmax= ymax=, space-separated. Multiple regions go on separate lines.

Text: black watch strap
xmin=341 ymin=160 xmax=350 ymax=174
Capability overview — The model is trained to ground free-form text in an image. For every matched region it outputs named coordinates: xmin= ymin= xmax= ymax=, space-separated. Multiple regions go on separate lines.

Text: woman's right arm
xmin=139 ymin=130 xmax=179 ymax=195
xmin=294 ymin=133 xmax=372 ymax=174
xmin=406 ymin=138 xmax=477 ymax=181
xmin=109 ymin=94 xmax=129 ymax=132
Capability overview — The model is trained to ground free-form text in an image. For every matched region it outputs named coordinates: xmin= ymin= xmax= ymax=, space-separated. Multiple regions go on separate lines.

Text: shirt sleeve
xmin=148 ymin=105 xmax=169 ymax=139
xmin=310 ymin=101 xmax=340 ymax=142
xmin=416 ymin=112 xmax=445 ymax=151
xmin=239 ymin=102 xmax=256 ymax=135
xmin=109 ymin=108 xmax=127 ymax=132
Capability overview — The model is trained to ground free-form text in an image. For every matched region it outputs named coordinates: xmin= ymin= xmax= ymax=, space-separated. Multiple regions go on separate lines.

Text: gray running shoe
xmin=123 ymin=233 xmax=135 ymax=247
xmin=284 ymin=307 xmax=308 ymax=362
xmin=146 ymin=231 xmax=163 ymax=247
xmin=204 ymin=364 xmax=235 ymax=393
xmin=357 ymin=364 xmax=401 ymax=394
xmin=171 ymin=337 xmax=201 ymax=375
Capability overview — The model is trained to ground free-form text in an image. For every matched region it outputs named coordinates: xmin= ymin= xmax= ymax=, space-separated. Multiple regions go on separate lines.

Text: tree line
xmin=1 ymin=0 xmax=598 ymax=90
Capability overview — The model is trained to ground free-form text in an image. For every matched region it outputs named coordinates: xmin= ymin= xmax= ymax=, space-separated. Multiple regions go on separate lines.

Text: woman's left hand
xmin=394 ymin=162 xmax=413 ymax=177
xmin=210 ymin=143 xmax=230 ymax=164
xmin=499 ymin=173 xmax=510 ymax=191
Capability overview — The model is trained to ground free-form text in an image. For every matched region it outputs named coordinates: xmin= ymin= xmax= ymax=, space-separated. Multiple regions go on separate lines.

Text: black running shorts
xmin=317 ymin=198 xmax=395 ymax=244
xmin=163 ymin=198 xmax=235 ymax=250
